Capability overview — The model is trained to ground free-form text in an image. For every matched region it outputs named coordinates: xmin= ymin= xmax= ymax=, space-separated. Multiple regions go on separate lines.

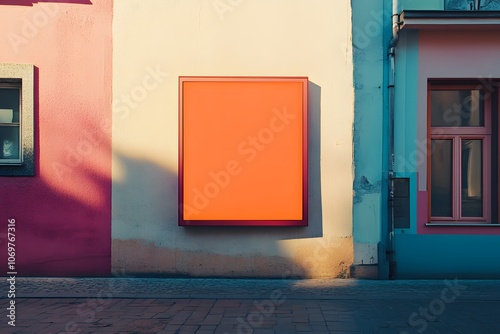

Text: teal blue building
xmin=352 ymin=0 xmax=500 ymax=279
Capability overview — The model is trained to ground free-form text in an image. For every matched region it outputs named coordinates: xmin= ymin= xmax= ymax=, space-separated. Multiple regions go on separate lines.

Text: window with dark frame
xmin=0 ymin=64 xmax=35 ymax=177
xmin=428 ymin=80 xmax=499 ymax=224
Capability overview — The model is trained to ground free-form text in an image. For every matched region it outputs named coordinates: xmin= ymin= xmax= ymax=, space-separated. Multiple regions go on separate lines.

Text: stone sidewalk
xmin=1 ymin=277 xmax=500 ymax=333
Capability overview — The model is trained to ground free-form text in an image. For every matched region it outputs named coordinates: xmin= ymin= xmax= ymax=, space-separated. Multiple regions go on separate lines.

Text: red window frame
xmin=427 ymin=81 xmax=497 ymax=223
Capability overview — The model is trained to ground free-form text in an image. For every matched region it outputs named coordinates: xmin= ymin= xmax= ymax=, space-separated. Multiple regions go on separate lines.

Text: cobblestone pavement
xmin=1 ymin=278 xmax=499 ymax=333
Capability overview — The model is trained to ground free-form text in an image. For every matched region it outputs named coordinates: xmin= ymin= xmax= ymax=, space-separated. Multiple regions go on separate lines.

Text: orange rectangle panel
xmin=179 ymin=77 xmax=308 ymax=226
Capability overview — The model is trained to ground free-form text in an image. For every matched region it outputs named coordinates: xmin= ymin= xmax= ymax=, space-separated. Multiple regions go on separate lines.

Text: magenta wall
xmin=0 ymin=1 xmax=112 ymax=276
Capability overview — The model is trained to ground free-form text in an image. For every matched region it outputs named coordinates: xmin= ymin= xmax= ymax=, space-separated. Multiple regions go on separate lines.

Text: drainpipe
xmin=387 ymin=0 xmax=399 ymax=279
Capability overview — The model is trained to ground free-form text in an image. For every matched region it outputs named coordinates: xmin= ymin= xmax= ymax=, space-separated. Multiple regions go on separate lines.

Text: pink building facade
xmin=0 ymin=0 xmax=112 ymax=276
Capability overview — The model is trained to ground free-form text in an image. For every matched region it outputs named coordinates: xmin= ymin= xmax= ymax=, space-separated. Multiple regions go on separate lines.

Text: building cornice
xmin=400 ymin=10 xmax=500 ymax=30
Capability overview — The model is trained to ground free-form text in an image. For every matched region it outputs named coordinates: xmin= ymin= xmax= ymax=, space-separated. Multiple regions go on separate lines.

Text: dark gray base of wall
xmin=349 ymin=264 xmax=379 ymax=279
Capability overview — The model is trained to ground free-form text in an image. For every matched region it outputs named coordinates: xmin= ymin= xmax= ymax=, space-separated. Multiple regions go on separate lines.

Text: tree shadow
xmin=1 ymin=71 xmax=111 ymax=277
xmin=0 ymin=121 xmax=111 ymax=276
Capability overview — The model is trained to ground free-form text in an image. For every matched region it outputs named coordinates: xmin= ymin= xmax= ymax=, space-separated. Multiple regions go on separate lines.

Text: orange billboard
xmin=179 ymin=77 xmax=308 ymax=226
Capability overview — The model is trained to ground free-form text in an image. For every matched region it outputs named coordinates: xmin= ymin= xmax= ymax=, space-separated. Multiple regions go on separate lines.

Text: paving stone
xmin=294 ymin=323 xmax=313 ymax=331
xmin=0 ymin=278 xmax=499 ymax=334
xmin=253 ymin=329 xmax=275 ymax=334
xmin=197 ymin=324 xmax=217 ymax=331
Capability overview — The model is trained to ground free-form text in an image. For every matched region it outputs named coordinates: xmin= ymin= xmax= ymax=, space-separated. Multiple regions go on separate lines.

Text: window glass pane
xmin=431 ymin=139 xmax=453 ymax=217
xmin=461 ymin=139 xmax=483 ymax=217
xmin=0 ymin=126 xmax=20 ymax=160
xmin=445 ymin=0 xmax=500 ymax=10
xmin=431 ymin=90 xmax=484 ymax=127
xmin=0 ymin=87 xmax=20 ymax=122
xmin=0 ymin=86 xmax=21 ymax=162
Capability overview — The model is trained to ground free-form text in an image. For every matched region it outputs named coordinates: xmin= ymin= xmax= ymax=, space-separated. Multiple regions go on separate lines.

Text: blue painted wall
xmin=389 ymin=7 xmax=500 ymax=279
xmin=351 ymin=0 xmax=390 ymax=266
xmin=352 ymin=0 xmax=500 ymax=278
xmin=395 ymin=235 xmax=500 ymax=278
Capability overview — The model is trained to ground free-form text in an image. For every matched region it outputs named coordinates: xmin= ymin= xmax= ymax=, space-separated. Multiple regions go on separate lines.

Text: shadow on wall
xmin=111 ymin=149 xmax=352 ymax=278
xmin=0 ymin=159 xmax=112 ymax=276
xmin=181 ymin=81 xmax=323 ymax=240
xmin=307 ymin=81 xmax=322 ymax=239
xmin=110 ymin=81 xmax=354 ymax=278
xmin=0 ymin=75 xmax=351 ymax=278
xmin=0 ymin=69 xmax=111 ymax=276
xmin=0 ymin=0 xmax=92 ymax=5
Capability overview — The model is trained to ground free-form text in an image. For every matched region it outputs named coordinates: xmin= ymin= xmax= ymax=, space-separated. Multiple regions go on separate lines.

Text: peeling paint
xmin=353 ymin=175 xmax=382 ymax=204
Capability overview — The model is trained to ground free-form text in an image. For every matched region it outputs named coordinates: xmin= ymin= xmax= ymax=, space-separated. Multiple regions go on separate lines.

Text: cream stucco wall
xmin=112 ymin=0 xmax=354 ymax=277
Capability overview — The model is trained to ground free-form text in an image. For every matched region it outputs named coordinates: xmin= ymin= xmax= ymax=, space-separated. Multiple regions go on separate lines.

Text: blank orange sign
xmin=179 ymin=77 xmax=308 ymax=226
